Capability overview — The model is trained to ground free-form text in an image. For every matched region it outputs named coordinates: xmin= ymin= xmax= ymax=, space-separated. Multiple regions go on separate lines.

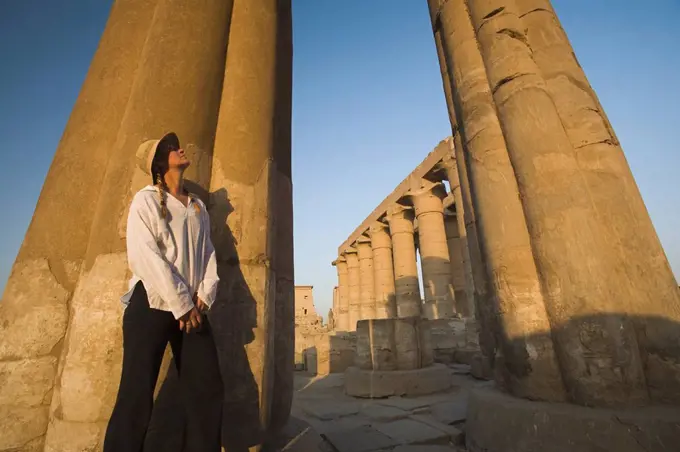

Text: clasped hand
xmin=178 ymin=294 xmax=209 ymax=333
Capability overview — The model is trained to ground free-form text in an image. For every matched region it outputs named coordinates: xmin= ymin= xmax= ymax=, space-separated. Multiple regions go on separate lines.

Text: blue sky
xmin=1 ymin=1 xmax=678 ymax=318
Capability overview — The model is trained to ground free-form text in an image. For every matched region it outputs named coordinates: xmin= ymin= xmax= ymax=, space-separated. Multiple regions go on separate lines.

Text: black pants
xmin=104 ymin=282 xmax=223 ymax=452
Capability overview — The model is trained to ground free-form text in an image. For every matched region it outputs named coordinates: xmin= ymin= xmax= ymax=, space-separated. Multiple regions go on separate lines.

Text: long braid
xmin=156 ymin=173 xmax=168 ymax=219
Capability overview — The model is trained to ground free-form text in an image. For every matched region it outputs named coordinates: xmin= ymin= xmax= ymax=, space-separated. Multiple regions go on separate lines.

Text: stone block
xmin=355 ymin=317 xmax=433 ymax=371
xmin=452 ymin=348 xmax=478 ymax=365
xmin=0 ymin=405 xmax=48 ymax=450
xmin=0 ymin=356 xmax=57 ymax=407
xmin=409 ymin=414 xmax=464 ymax=444
xmin=466 ymin=386 xmax=680 ymax=452
xmin=315 ymin=333 xmax=356 ymax=375
xmin=430 ymin=396 xmax=468 ymax=425
xmin=360 ymin=404 xmax=409 ymax=422
xmin=322 ymin=426 xmax=399 ymax=452
xmin=470 ymin=353 xmax=492 ymax=380
xmin=391 ymin=446 xmax=460 ymax=452
xmin=305 ymin=348 xmax=318 ymax=375
xmin=377 ymin=397 xmax=437 ymax=412
xmin=302 ymin=400 xmax=359 ymax=421
xmin=374 ymin=418 xmax=450 ymax=445
xmin=345 ymin=364 xmax=452 ymax=398
xmin=449 ymin=364 xmax=470 ymax=375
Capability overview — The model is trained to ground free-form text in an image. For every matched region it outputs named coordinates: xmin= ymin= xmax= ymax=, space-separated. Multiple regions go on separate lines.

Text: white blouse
xmin=120 ymin=185 xmax=219 ymax=319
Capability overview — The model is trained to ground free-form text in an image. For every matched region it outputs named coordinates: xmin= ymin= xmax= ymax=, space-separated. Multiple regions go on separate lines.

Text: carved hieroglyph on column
xmin=209 ymin=0 xmax=293 ymax=447
xmin=356 ymin=236 xmax=377 ymax=320
xmin=369 ymin=221 xmax=397 ymax=319
xmin=0 ymin=1 xmax=161 ymax=450
xmin=41 ymin=1 xmax=233 ymax=450
xmin=332 ymin=256 xmax=350 ymax=332
xmin=345 ymin=247 xmax=361 ymax=332
xmin=384 ymin=205 xmax=422 ymax=319
xmin=408 ymin=181 xmax=455 ymax=320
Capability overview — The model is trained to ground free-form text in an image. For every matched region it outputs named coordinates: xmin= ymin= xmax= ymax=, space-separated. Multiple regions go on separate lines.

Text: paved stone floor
xmin=281 ymin=364 xmax=492 ymax=451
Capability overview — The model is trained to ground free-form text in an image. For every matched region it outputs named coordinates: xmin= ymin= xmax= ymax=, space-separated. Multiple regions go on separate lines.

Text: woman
xmin=104 ymin=132 xmax=223 ymax=452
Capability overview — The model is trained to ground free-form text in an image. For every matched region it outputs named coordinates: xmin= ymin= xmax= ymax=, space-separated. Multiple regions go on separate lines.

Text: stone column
xmin=209 ymin=0 xmax=292 ymax=447
xmin=356 ymin=236 xmax=377 ymax=320
xmin=331 ymin=286 xmax=339 ymax=330
xmin=385 ymin=205 xmax=422 ymax=318
xmin=408 ymin=181 xmax=455 ymax=320
xmin=439 ymin=151 xmax=476 ymax=318
xmin=270 ymin=0 xmax=295 ymax=433
xmin=516 ymin=0 xmax=680 ymax=401
xmin=369 ymin=221 xmax=397 ymax=319
xmin=332 ymin=256 xmax=350 ymax=332
xmin=467 ymin=0 xmax=648 ymax=406
xmin=0 ymin=2 xmax=159 ymax=450
xmin=345 ymin=247 xmax=361 ymax=332
xmin=444 ymin=212 xmax=470 ymax=317
xmin=40 ymin=1 xmax=233 ymax=449
xmin=428 ymin=0 xmax=564 ymax=401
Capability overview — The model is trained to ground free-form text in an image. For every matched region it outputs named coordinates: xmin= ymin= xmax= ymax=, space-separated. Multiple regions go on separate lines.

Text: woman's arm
xmin=127 ymin=194 xmax=195 ymax=319
xmin=197 ymin=204 xmax=219 ymax=310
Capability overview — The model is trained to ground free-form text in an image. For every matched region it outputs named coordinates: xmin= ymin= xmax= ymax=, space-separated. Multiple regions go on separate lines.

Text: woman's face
xmin=167 ymin=145 xmax=190 ymax=171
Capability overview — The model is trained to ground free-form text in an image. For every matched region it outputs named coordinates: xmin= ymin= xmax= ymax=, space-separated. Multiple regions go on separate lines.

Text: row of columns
xmin=333 ymin=155 xmax=480 ymax=332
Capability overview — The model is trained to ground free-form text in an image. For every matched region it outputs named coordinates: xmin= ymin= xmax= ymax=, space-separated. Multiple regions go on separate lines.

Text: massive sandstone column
xmin=0 ymin=1 xmax=160 ymax=450
xmin=209 ymin=0 xmax=293 ymax=448
xmin=516 ymin=0 xmax=680 ymax=401
xmin=428 ymin=0 xmax=565 ymax=401
xmin=269 ymin=0 xmax=295 ymax=435
xmin=444 ymin=212 xmax=470 ymax=317
xmin=385 ymin=205 xmax=422 ymax=318
xmin=430 ymin=1 xmax=680 ymax=450
xmin=356 ymin=236 xmax=377 ymax=320
xmin=345 ymin=247 xmax=361 ymax=332
xmin=467 ymin=0 xmax=648 ymax=406
xmin=41 ymin=1 xmax=233 ymax=450
xmin=439 ymin=151 xmax=475 ymax=318
xmin=332 ymin=256 xmax=350 ymax=331
xmin=409 ymin=181 xmax=455 ymax=320
xmin=369 ymin=221 xmax=397 ymax=319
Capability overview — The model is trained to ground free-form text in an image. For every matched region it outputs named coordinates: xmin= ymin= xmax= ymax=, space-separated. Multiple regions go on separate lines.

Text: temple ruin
xmin=1 ymin=0 xmax=679 ymax=451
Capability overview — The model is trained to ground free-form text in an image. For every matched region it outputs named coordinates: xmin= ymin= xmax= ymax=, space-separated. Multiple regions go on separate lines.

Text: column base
xmin=344 ymin=364 xmax=452 ymax=398
xmin=466 ymin=386 xmax=680 ymax=452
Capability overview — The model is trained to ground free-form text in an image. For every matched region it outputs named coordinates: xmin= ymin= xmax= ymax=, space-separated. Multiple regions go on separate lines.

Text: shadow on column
xmin=467 ymin=312 xmax=680 ymax=452
xmin=144 ymin=184 xmax=261 ymax=452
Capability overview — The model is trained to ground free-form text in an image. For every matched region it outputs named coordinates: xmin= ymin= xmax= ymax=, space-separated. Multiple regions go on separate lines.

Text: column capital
xmin=443 ymin=192 xmax=455 ymax=213
xmin=343 ymin=245 xmax=358 ymax=255
xmin=408 ymin=180 xmax=447 ymax=217
xmin=356 ymin=236 xmax=373 ymax=260
xmin=385 ymin=204 xmax=415 ymax=235
xmin=369 ymin=221 xmax=392 ymax=250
